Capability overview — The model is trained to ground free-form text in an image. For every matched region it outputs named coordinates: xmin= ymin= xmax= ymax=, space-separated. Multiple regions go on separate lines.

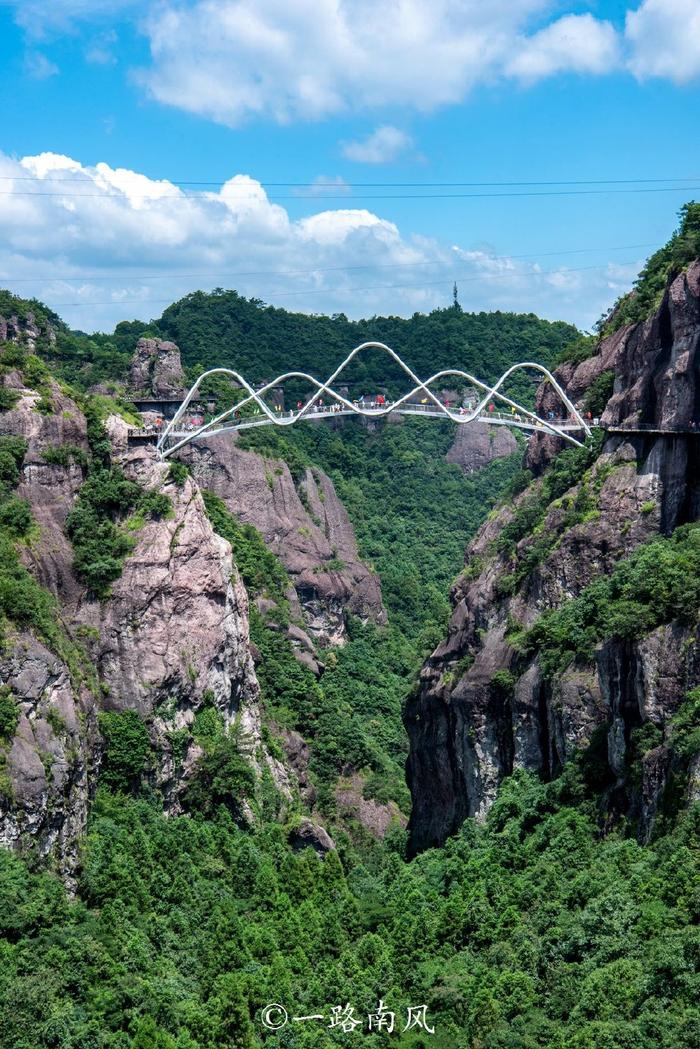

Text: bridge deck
xmin=160 ymin=406 xmax=588 ymax=442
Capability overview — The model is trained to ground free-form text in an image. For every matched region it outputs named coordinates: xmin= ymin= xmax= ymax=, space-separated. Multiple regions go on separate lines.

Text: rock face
xmin=0 ymin=634 xmax=97 ymax=885
xmin=182 ymin=436 xmax=386 ymax=645
xmin=0 ymin=385 xmax=89 ymax=604
xmin=446 ymin=421 xmax=518 ymax=474
xmin=0 ymin=310 xmax=54 ymax=351
xmin=0 ymin=385 xmax=288 ymax=868
xmin=406 ymin=262 xmax=700 ymax=854
xmin=288 ymin=817 xmax=335 ymax=855
xmin=129 ymin=337 xmax=186 ymax=397
xmin=86 ymin=419 xmax=286 ymax=813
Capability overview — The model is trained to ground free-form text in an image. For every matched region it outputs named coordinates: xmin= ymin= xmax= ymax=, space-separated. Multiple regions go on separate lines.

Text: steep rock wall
xmin=406 ymin=263 xmax=700 ymax=854
xmin=182 ymin=436 xmax=386 ymax=645
xmin=446 ymin=420 xmax=518 ymax=474
xmin=129 ymin=337 xmax=186 ymax=397
xmin=0 ymin=385 xmax=284 ymax=868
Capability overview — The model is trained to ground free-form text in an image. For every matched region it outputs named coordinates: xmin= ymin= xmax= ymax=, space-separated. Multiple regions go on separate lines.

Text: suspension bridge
xmin=154 ymin=342 xmax=591 ymax=459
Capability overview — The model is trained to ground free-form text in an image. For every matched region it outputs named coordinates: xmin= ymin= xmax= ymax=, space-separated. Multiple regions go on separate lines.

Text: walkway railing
xmin=155 ymin=342 xmax=591 ymax=458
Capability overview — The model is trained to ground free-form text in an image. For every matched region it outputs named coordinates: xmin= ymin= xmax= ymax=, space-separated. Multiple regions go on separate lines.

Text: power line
xmin=2 ymin=174 xmax=699 ymax=187
xmin=1 ymin=242 xmax=656 ymax=286
xmin=2 ymin=185 xmax=700 ymax=201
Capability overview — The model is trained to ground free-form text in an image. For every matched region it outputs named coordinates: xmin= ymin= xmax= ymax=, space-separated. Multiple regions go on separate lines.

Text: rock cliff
xmin=129 ymin=337 xmax=186 ymax=396
xmin=406 ymin=262 xmax=700 ymax=854
xmin=446 ymin=420 xmax=518 ymax=474
xmin=0 ymin=366 xmax=284 ymax=870
xmin=0 ymin=308 xmax=55 ymax=351
xmin=182 ymin=436 xmax=386 ymax=645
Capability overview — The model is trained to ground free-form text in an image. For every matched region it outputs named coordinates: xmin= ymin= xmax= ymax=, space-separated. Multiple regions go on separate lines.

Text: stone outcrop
xmin=83 ymin=418 xmax=286 ymax=813
xmin=129 ymin=337 xmax=186 ymax=397
xmin=0 ymin=384 xmax=89 ymax=604
xmin=182 ymin=436 xmax=386 ymax=645
xmin=406 ymin=262 xmax=700 ymax=854
xmin=0 ymin=309 xmax=54 ymax=351
xmin=446 ymin=421 xmax=518 ymax=474
xmin=335 ymin=772 xmax=407 ymax=838
xmin=0 ymin=634 xmax=97 ymax=885
xmin=288 ymin=817 xmax=335 ymax=855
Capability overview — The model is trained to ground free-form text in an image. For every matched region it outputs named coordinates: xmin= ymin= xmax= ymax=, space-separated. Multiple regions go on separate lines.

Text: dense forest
xmin=154 ymin=296 xmax=577 ymax=407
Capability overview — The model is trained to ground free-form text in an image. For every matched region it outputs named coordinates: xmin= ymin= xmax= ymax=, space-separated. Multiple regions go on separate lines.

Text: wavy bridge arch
xmin=157 ymin=341 xmax=590 ymax=458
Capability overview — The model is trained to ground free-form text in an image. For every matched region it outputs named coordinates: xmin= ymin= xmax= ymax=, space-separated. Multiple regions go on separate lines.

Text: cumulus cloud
xmin=342 ymin=126 xmax=413 ymax=164
xmin=7 ymin=1 xmax=700 ymax=123
xmin=507 ymin=14 xmax=620 ymax=80
xmin=137 ymin=0 xmax=618 ymax=126
xmin=0 ymin=150 xmax=634 ymax=332
xmin=625 ymin=0 xmax=700 ymax=82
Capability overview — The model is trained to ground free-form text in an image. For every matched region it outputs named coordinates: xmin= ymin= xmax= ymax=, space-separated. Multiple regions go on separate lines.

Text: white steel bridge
xmin=156 ymin=342 xmax=591 ymax=458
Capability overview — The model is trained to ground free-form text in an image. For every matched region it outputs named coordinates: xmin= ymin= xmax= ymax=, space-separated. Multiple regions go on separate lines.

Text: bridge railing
xmin=155 ymin=343 xmax=592 ymax=457
xmin=606 ymin=421 xmax=700 ymax=433
xmin=166 ymin=403 xmax=583 ymax=427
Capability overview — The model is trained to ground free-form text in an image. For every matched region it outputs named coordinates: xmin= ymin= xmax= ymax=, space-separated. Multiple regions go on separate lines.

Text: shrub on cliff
xmin=67 ymin=468 xmax=173 ymax=597
xmin=98 ymin=710 xmax=152 ymax=793
xmin=584 ymin=368 xmax=615 ymax=417
xmin=66 ymin=469 xmax=141 ymax=596
xmin=0 ymin=686 xmax=18 ymax=742
xmin=0 ymin=437 xmax=28 ymax=492
xmin=605 ymin=201 xmax=700 ymax=332
xmin=526 ymin=523 xmax=700 ymax=676
xmin=202 ymin=489 xmax=289 ymax=602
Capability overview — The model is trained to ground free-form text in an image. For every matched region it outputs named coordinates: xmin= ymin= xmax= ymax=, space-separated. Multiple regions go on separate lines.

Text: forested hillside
xmin=154 ymin=293 xmax=577 ymax=401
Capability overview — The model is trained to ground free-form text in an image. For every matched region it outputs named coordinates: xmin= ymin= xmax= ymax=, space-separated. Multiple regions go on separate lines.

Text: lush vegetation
xmin=493 ymin=431 xmax=605 ymax=597
xmin=98 ymin=709 xmax=153 ymax=793
xmin=201 ymin=486 xmax=417 ymax=815
xmin=64 ymin=401 xmax=172 ymax=597
xmin=604 ymin=201 xmax=700 ymax=333
xmin=154 ymin=292 xmax=577 ymax=404
xmin=583 ymin=369 xmax=615 ymax=417
xmin=2 ymin=238 xmax=700 ymax=1049
xmin=520 ymin=523 xmax=700 ymax=678
xmin=0 ymin=766 xmax=698 ymax=1048
xmin=217 ymin=416 xmax=523 ymax=816
xmin=66 ymin=466 xmax=172 ymax=597
xmin=554 ymin=334 xmax=598 ymax=366
xmin=238 ymin=417 xmax=522 ymax=640
xmin=0 ymin=436 xmax=62 ymax=649
xmin=201 ymin=490 xmax=289 ymax=603
xmin=0 ymin=289 xmax=132 ymax=394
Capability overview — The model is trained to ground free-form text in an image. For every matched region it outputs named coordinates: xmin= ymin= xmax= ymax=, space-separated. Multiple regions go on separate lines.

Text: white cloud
xmin=0 ymin=150 xmax=633 ymax=332
xmin=342 ymin=126 xmax=413 ymax=164
xmin=23 ymin=51 xmax=59 ymax=79
xmin=8 ymin=1 xmax=139 ymax=37
xmin=507 ymin=14 xmax=620 ymax=80
xmin=7 ymin=0 xmax=700 ymax=125
xmin=137 ymin=0 xmax=605 ymax=126
xmin=625 ymin=0 xmax=700 ymax=82
xmin=293 ymin=175 xmax=352 ymax=198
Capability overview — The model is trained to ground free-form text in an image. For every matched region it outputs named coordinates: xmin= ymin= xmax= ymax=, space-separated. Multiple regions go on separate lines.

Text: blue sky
xmin=1 ymin=0 xmax=699 ymax=332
